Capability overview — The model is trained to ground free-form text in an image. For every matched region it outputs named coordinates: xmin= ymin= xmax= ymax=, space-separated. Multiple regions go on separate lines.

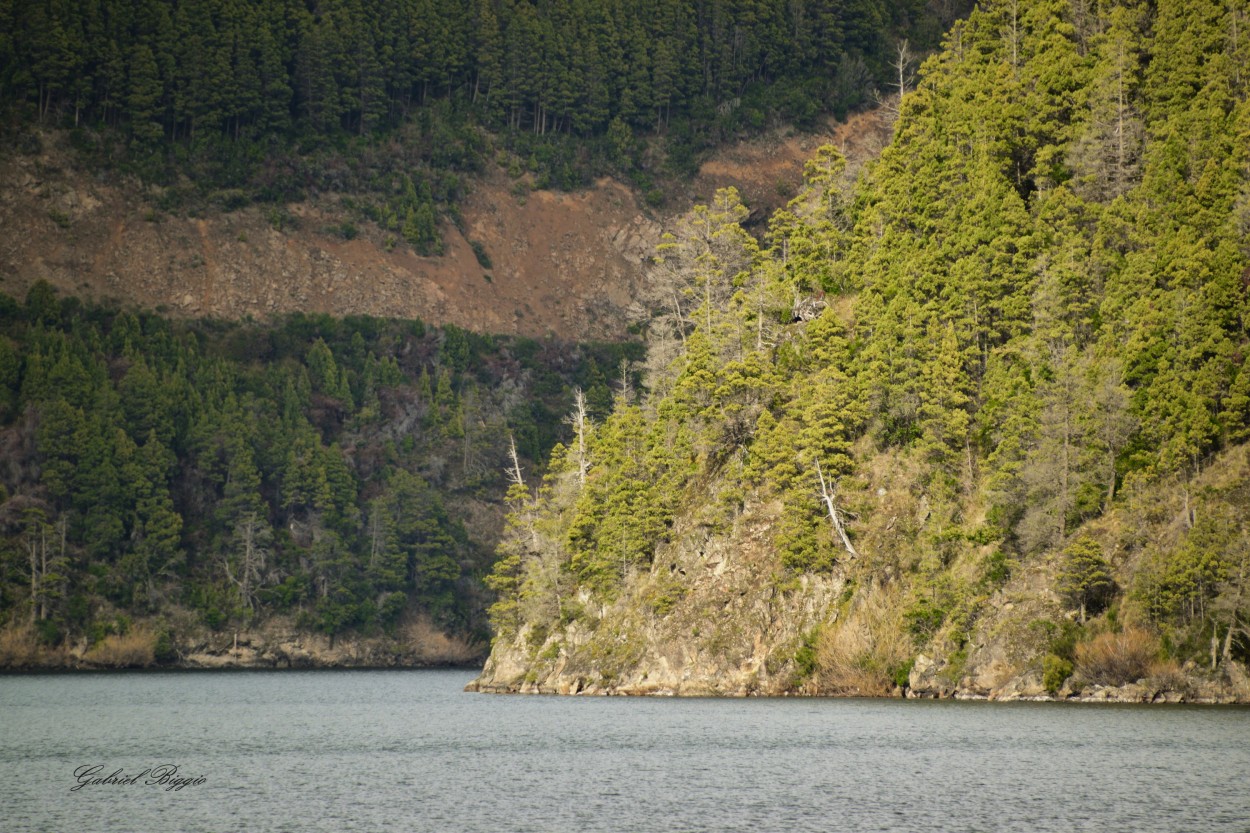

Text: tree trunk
xmin=570 ymin=389 xmax=590 ymax=488
xmin=28 ymin=535 xmax=38 ymax=626
xmin=39 ymin=533 xmax=49 ymax=621
xmin=815 ymin=459 xmax=858 ymax=558
xmin=1222 ymin=561 xmax=1246 ymax=663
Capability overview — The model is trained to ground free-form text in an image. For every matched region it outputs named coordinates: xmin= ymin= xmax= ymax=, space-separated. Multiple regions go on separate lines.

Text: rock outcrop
xmin=472 ymin=501 xmax=844 ymax=696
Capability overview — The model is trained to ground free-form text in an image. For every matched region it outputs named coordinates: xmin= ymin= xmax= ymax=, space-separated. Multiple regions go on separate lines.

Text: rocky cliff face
xmin=472 ymin=450 xmax=1250 ymax=705
xmin=474 ymin=501 xmax=843 ymax=696
xmin=177 ymin=615 xmax=482 ymax=670
xmin=472 ymin=539 xmax=1249 ymax=704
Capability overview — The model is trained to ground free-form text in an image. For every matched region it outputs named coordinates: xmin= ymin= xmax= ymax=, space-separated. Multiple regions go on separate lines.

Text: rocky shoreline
xmin=466 ymin=674 xmax=1250 ymax=704
xmin=0 ymin=615 xmax=485 ymax=672
xmin=467 ymin=623 xmax=1250 ymax=704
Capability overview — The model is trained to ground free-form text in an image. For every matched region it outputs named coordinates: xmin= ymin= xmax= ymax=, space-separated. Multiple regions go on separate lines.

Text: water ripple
xmin=2 ymin=671 xmax=1248 ymax=832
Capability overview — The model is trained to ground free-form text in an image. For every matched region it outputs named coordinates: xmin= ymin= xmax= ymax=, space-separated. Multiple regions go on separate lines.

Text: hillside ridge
xmin=470 ymin=0 xmax=1250 ymax=704
xmin=0 ymin=112 xmax=890 ymax=341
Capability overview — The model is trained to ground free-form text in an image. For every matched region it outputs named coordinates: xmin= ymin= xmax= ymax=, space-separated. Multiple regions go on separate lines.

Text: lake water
xmin=1 ymin=669 xmax=1248 ymax=832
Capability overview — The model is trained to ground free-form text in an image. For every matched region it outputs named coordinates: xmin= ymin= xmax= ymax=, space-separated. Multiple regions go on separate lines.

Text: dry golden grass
xmin=0 ymin=625 xmax=42 ymax=667
xmin=402 ymin=615 xmax=483 ymax=665
xmin=85 ymin=627 xmax=157 ymax=668
xmin=815 ymin=585 xmax=911 ymax=696
xmin=1075 ymin=627 xmax=1159 ymax=686
xmin=1145 ymin=659 xmax=1191 ymax=694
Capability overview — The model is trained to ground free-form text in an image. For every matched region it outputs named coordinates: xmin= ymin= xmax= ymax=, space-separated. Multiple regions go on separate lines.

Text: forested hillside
xmin=0 ymin=283 xmax=640 ymax=666
xmin=475 ymin=0 xmax=1250 ymax=700
xmin=0 ymin=0 xmax=967 ymax=248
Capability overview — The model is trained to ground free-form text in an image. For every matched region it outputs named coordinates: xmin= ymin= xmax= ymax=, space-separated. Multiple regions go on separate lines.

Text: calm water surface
xmin=1 ymin=670 xmax=1248 ymax=832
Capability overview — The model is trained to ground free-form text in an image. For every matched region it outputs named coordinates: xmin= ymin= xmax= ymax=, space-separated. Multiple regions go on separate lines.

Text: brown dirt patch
xmin=0 ymin=111 xmax=890 ymax=339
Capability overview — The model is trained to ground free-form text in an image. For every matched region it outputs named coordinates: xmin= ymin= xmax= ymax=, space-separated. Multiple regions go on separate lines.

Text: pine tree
xmin=126 ymin=42 xmax=163 ymax=146
xmin=1057 ymin=536 xmax=1114 ymax=623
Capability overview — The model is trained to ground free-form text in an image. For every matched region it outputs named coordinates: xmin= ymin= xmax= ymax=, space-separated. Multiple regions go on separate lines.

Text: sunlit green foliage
xmin=488 ymin=0 xmax=1250 ymax=675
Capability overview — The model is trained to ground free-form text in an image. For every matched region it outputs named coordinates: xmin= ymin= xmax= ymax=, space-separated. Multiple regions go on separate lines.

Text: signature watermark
xmin=71 ymin=764 xmax=206 ymax=793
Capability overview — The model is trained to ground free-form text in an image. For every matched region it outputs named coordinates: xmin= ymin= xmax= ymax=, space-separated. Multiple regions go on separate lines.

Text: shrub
xmin=35 ymin=618 xmax=62 ymax=646
xmin=1042 ymin=653 xmax=1074 ymax=693
xmin=525 ymin=623 xmax=549 ymax=653
xmin=1146 ymin=659 xmax=1190 ymax=695
xmin=203 ymin=606 xmax=226 ymax=631
xmin=793 ymin=629 xmax=820 ymax=683
xmin=558 ymin=599 xmax=585 ymax=627
xmin=85 ymin=627 xmax=157 ymax=668
xmin=0 ymin=626 xmax=42 ymax=666
xmin=903 ymin=595 xmax=948 ymax=642
xmin=153 ymin=629 xmax=177 ymax=664
xmin=212 ymin=188 xmax=250 ymax=210
xmin=1075 ymin=627 xmax=1158 ymax=686
xmin=470 ymin=239 xmax=492 ymax=269
xmin=892 ymin=657 xmax=916 ymax=688
xmin=816 ymin=587 xmax=912 ymax=695
xmin=983 ymin=550 xmax=1013 ymax=586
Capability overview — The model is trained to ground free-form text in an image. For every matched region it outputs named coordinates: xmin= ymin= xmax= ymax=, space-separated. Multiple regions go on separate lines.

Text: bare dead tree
xmin=1214 ymin=535 xmax=1250 ymax=664
xmin=225 ymin=511 xmax=270 ymax=611
xmin=617 ymin=359 xmax=633 ymax=403
xmin=506 ymin=434 xmax=526 ymax=490
xmin=566 ymin=389 xmax=591 ymax=488
xmin=873 ymin=39 xmax=915 ymax=124
xmin=893 ymin=39 xmax=914 ymax=100
xmin=815 ymin=459 xmax=859 ymax=559
xmin=504 ymin=434 xmax=542 ymax=554
xmin=24 ymin=514 xmax=46 ymax=625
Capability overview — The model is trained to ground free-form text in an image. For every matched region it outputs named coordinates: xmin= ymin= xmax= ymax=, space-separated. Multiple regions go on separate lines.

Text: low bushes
xmin=1074 ymin=628 xmax=1159 ymax=686
xmin=84 ymin=627 xmax=158 ymax=668
xmin=816 ymin=587 xmax=912 ymax=696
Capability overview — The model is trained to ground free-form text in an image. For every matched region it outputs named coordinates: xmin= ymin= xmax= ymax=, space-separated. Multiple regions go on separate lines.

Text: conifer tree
xmin=1057 ymin=536 xmax=1114 ymax=623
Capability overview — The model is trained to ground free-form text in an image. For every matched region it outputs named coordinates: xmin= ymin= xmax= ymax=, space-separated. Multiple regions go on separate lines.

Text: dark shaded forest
xmin=0 ymin=0 xmax=969 ymax=248
xmin=0 ymin=282 xmax=640 ymax=654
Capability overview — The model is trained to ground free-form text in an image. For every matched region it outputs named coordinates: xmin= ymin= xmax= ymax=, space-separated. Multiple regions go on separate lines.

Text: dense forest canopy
xmin=4 ymin=0 xmax=1249 ymax=688
xmin=483 ymin=0 xmax=1250 ymax=688
xmin=0 ymin=286 xmax=641 ymax=652
xmin=2 ymin=0 xmax=958 ymax=138
xmin=0 ymin=0 xmax=969 ymax=235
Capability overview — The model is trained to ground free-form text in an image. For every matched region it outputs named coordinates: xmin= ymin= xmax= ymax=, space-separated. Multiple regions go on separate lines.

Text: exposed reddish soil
xmin=0 ymin=110 xmax=889 ymax=339
xmin=687 ymin=108 xmax=890 ymax=219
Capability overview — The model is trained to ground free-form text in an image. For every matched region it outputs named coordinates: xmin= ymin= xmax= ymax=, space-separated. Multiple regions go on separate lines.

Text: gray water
xmin=1 ymin=670 xmax=1248 ymax=832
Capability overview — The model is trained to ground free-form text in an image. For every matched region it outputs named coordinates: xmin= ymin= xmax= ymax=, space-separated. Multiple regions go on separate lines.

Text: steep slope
xmin=473 ymin=0 xmax=1250 ymax=702
xmin=0 ymin=138 xmax=652 ymax=340
xmin=0 ymin=112 xmax=895 ymax=671
xmin=0 ymin=114 xmax=889 ymax=339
